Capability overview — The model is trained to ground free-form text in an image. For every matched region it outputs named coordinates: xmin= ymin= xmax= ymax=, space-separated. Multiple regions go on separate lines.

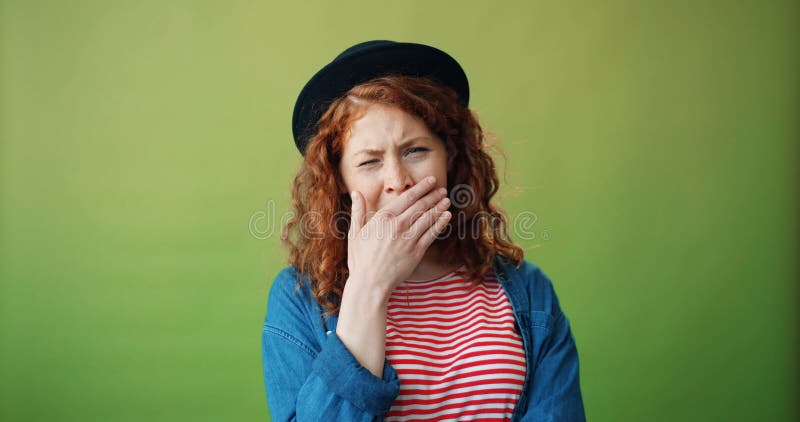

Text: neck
xmin=407 ymin=244 xmax=460 ymax=281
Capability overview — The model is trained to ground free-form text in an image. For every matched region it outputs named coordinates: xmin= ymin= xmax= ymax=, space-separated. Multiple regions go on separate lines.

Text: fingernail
xmin=427 ymin=176 xmax=436 ymax=184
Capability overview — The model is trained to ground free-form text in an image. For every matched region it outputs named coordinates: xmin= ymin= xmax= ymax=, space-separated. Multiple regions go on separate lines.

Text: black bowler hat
xmin=291 ymin=40 xmax=470 ymax=155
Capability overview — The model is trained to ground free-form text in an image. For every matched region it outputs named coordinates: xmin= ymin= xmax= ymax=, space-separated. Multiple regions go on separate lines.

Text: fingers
xmin=399 ymin=186 xmax=448 ymax=227
xmin=381 ymin=176 xmax=438 ymax=217
xmin=417 ymin=208 xmax=452 ymax=249
xmin=407 ymin=194 xmax=451 ymax=241
xmin=348 ymin=191 xmax=366 ymax=238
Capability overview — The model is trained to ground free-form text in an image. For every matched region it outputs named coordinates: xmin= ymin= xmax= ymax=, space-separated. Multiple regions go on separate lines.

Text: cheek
xmin=427 ymin=157 xmax=449 ymax=186
xmin=342 ymin=172 xmax=377 ymax=202
xmin=358 ymin=184 xmax=383 ymax=212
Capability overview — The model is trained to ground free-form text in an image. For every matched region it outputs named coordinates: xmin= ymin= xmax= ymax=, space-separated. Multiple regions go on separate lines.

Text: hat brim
xmin=292 ymin=42 xmax=469 ymax=154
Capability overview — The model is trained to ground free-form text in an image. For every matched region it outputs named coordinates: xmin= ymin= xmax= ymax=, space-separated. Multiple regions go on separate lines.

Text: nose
xmin=384 ymin=159 xmax=414 ymax=195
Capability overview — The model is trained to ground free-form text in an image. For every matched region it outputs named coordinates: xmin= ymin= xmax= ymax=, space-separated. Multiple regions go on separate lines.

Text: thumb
xmin=348 ymin=191 xmax=366 ymax=238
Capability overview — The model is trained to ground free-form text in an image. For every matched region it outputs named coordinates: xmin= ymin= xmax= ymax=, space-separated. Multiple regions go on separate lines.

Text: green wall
xmin=1 ymin=0 xmax=796 ymax=420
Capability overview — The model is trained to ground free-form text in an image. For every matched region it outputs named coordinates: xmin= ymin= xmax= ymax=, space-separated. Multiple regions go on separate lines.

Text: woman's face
xmin=338 ymin=103 xmax=449 ymax=215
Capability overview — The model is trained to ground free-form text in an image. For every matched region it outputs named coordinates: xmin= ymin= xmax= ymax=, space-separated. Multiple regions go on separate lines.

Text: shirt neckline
xmin=403 ymin=264 xmax=466 ymax=284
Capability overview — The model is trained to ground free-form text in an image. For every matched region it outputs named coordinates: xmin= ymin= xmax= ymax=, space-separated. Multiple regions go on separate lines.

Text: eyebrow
xmin=352 ymin=137 xmax=432 ymax=157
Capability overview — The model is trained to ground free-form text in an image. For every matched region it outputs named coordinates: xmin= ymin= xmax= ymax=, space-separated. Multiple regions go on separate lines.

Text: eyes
xmin=357 ymin=147 xmax=429 ymax=167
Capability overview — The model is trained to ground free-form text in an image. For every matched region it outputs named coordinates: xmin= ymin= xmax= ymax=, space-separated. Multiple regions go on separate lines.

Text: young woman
xmin=262 ymin=40 xmax=585 ymax=421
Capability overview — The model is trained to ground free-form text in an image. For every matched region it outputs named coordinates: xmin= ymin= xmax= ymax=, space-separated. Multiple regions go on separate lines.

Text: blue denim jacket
xmin=262 ymin=255 xmax=586 ymax=421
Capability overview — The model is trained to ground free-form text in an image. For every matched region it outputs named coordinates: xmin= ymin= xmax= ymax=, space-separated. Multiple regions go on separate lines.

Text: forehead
xmin=343 ymin=104 xmax=434 ymax=152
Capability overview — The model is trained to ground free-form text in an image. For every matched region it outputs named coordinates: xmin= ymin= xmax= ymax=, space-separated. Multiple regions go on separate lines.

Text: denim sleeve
xmin=523 ymin=267 xmax=586 ymax=421
xmin=261 ymin=269 xmax=400 ymax=421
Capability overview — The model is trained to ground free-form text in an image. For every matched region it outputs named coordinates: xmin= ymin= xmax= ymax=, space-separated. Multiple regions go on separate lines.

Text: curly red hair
xmin=282 ymin=75 xmax=523 ymax=314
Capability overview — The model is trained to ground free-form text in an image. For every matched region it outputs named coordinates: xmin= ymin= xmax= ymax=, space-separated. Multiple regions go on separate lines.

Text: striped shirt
xmin=384 ymin=266 xmax=527 ymax=422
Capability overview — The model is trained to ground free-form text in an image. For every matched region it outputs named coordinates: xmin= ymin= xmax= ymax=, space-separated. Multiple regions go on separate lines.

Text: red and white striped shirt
xmin=384 ymin=266 xmax=527 ymax=422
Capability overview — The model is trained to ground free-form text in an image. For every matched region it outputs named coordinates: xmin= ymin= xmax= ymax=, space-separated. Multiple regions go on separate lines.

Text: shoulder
xmin=262 ymin=266 xmax=329 ymax=360
xmin=499 ymin=257 xmax=566 ymax=319
xmin=268 ymin=266 xmax=302 ymax=301
xmin=269 ymin=265 xmax=306 ymax=294
xmin=265 ymin=265 xmax=319 ymax=326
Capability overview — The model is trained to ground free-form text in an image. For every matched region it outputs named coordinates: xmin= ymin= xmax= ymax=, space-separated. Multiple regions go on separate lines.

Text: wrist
xmin=342 ymin=275 xmax=393 ymax=308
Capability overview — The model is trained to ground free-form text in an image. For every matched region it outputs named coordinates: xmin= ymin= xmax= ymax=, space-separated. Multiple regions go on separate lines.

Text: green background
xmin=1 ymin=0 xmax=797 ymax=420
